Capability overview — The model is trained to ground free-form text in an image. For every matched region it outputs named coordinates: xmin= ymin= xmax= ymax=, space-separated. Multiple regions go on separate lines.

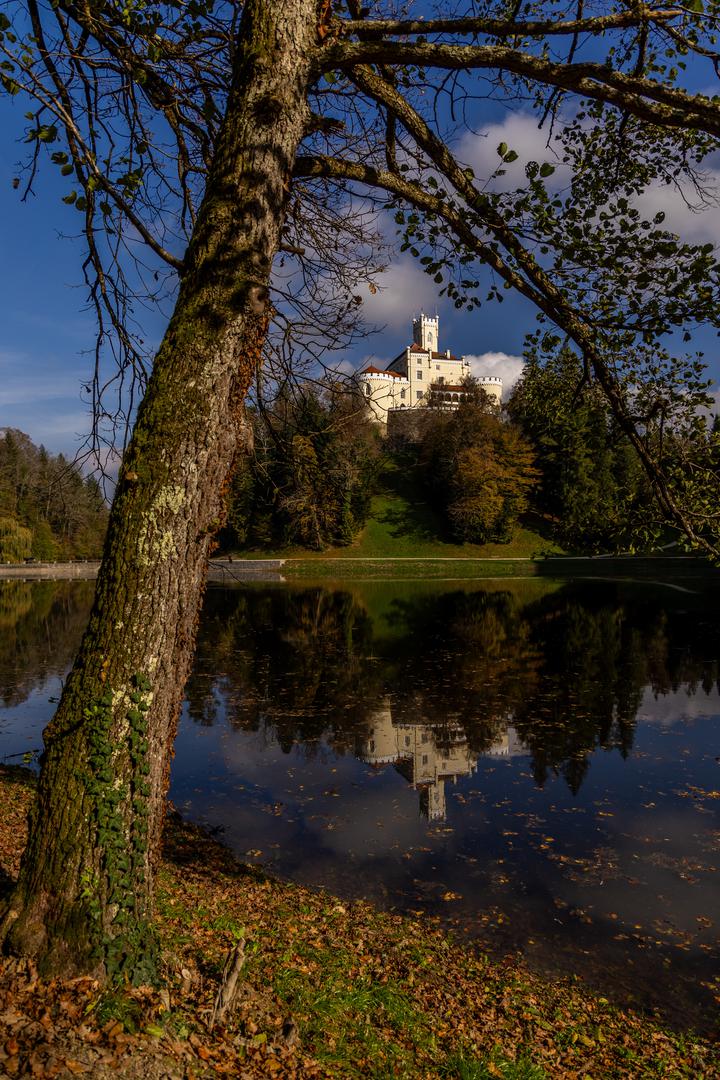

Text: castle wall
xmin=386 ymin=408 xmax=436 ymax=446
xmin=357 ymin=313 xmax=503 ymax=424
xmin=361 ymin=373 xmax=409 ymax=422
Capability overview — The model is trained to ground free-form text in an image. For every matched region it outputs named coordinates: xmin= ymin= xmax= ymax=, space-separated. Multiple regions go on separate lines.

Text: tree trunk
xmin=1 ymin=0 xmax=319 ymax=981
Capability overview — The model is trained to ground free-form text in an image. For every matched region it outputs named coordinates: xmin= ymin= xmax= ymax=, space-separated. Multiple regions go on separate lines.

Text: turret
xmin=412 ymin=313 xmax=439 ymax=353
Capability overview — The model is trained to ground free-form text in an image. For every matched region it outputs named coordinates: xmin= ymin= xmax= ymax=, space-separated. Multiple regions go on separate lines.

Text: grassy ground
xmin=1 ymin=766 xmax=717 ymax=1079
xmin=232 ymin=456 xmax=566 ymax=564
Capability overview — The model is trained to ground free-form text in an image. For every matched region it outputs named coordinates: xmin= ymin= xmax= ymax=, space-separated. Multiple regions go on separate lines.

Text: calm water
xmin=1 ymin=575 xmax=719 ymax=1031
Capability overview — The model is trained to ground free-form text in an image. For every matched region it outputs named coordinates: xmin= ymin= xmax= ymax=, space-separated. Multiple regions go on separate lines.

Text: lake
xmin=1 ymin=574 xmax=718 ymax=1032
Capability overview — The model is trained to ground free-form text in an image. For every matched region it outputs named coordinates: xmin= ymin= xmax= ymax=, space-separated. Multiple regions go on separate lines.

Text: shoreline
xmin=0 ymin=764 xmax=717 ymax=1078
xmin=1 ymin=555 xmax=715 ymax=585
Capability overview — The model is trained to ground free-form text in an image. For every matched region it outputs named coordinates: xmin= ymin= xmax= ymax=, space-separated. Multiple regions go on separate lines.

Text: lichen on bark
xmin=1 ymin=0 xmax=320 ymax=981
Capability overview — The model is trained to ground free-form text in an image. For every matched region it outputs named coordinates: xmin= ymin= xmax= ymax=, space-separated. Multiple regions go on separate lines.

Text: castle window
xmin=416 ymin=370 xmax=423 ymax=380
xmin=422 ymin=754 xmax=429 ymax=765
xmin=436 ymin=364 xmax=440 ymax=370
xmin=400 ymin=389 xmax=406 ymax=399
xmin=365 ymin=384 xmax=371 ymax=396
xmin=416 ymin=390 xmax=424 ymax=400
xmin=405 ymin=735 xmax=411 ymax=747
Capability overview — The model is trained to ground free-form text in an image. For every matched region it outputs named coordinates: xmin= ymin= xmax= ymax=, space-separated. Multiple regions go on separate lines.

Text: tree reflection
xmin=187 ymin=578 xmax=720 ymax=814
xmin=0 ymin=580 xmax=95 ymax=709
xmin=186 ymin=586 xmax=381 ymax=753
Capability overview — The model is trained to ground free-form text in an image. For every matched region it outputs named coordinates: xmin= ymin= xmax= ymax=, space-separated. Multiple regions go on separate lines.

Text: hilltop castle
xmin=357 ymin=313 xmax=502 ymax=425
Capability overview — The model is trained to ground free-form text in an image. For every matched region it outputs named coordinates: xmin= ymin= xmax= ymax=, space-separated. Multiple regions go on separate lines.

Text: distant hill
xmin=0 ymin=429 xmax=108 ymax=561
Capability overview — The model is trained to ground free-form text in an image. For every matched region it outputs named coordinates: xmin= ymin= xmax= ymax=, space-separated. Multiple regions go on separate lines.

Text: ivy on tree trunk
xmin=0 ymin=0 xmax=320 ymax=981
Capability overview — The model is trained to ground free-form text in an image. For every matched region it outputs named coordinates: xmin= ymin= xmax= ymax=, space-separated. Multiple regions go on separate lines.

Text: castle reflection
xmin=361 ymin=698 xmax=479 ymax=821
xmin=361 ymin=698 xmax=530 ymax=821
xmin=185 ymin=577 xmax=720 ymax=807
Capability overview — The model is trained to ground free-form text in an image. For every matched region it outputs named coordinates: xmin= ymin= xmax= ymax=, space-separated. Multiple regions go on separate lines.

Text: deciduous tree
xmin=3 ymin=0 xmax=720 ymax=978
xmin=421 ymin=379 xmax=538 ymax=543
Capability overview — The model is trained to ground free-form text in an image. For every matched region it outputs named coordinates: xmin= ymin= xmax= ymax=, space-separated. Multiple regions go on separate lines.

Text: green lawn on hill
xmin=233 ymin=456 xmax=565 ymax=562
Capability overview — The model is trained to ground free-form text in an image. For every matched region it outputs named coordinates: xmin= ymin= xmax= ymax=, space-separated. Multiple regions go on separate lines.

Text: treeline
xmin=418 ymin=379 xmax=537 ymax=544
xmin=223 ymin=354 xmax=714 ymax=555
xmin=222 ymin=377 xmax=538 ymax=552
xmin=507 ymin=350 xmax=651 ymax=552
xmin=223 ymin=384 xmax=382 ymax=551
xmin=413 ymin=366 xmax=656 ymax=552
xmin=0 ymin=429 xmax=108 ymax=561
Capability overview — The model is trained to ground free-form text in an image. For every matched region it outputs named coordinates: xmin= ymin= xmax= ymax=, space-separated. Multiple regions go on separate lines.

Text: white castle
xmin=357 ymin=313 xmax=503 ymax=424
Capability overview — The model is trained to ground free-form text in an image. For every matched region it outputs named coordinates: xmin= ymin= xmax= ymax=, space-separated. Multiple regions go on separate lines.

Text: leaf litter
xmin=1 ymin=765 xmax=718 ymax=1079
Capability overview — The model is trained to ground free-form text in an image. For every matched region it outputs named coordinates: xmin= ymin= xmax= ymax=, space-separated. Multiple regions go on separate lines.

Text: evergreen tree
xmin=0 ymin=430 xmax=108 ymax=560
xmin=507 ymin=350 xmax=649 ymax=551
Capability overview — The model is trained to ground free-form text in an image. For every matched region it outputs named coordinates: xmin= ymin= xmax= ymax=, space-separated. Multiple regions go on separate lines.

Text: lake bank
xmin=2 ymin=555 xmax=715 ymax=586
xmin=1 ymin=765 xmax=717 ymax=1080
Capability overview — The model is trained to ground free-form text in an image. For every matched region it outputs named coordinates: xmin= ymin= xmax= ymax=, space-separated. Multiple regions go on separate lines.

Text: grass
xmin=232 ymin=455 xmax=566 ymax=566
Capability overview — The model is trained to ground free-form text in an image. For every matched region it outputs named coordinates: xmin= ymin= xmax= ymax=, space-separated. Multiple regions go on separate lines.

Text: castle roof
xmin=409 ymin=343 xmax=428 ymax=353
xmin=360 ymin=365 xmax=404 ymax=378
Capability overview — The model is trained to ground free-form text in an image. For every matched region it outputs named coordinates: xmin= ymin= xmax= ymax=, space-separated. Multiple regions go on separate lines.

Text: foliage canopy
xmin=3 ymin=0 xmax=720 ymax=550
xmin=4 ymin=0 xmax=720 ymax=982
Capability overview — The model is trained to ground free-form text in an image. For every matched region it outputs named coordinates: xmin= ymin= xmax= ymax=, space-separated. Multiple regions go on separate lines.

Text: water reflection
xmin=0 ymin=581 xmax=95 ymax=766
xmin=180 ymin=579 xmax=720 ymax=1031
xmin=186 ymin=580 xmax=719 ymax=806
xmin=1 ymin=576 xmax=719 ymax=1031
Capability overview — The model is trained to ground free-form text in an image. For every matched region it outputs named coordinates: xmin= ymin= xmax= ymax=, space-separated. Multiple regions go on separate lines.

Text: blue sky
xmin=2 ymin=70 xmax=720 ymax=459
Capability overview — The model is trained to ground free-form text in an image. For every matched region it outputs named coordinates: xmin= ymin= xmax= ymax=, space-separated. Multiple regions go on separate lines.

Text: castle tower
xmin=412 ymin=313 xmax=439 ymax=353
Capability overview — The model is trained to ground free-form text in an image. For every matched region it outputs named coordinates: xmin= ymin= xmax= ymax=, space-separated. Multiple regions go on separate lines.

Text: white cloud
xmin=457 ymin=112 xmax=567 ymax=192
xmin=359 ymin=258 xmax=441 ymax=330
xmin=636 ymin=179 xmax=720 ymax=246
xmin=466 ymin=351 xmax=524 ymax=400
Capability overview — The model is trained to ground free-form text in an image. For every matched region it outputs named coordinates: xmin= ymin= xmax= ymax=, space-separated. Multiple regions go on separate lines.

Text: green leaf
xmin=497 ymin=142 xmax=508 ymax=158
xmin=539 ymin=163 xmax=555 ymax=178
xmin=38 ymin=124 xmax=58 ymax=143
xmin=503 ymin=150 xmax=519 ymax=163
xmin=1 ymin=75 xmax=20 ymax=95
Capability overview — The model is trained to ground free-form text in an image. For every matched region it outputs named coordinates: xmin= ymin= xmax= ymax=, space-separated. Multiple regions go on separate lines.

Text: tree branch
xmin=322 ymin=41 xmax=720 ymax=138
xmin=293 ymin=149 xmax=718 ymax=559
xmin=337 ymin=10 xmax=684 ymax=40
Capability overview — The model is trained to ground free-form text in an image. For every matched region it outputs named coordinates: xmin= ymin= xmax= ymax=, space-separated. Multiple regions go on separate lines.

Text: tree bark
xmin=1 ymin=0 xmax=319 ymax=981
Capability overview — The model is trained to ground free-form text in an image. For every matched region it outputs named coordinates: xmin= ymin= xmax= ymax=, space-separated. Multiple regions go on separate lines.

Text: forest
xmin=0 ymin=429 xmax=108 ymax=561
xmin=223 ymin=362 xmax=715 ymax=555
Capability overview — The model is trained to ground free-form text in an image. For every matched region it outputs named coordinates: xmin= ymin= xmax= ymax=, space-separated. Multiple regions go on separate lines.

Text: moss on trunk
xmin=1 ymin=0 xmax=319 ymax=981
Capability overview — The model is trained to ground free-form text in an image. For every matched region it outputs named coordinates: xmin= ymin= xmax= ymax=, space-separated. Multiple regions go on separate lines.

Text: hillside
xmin=233 ymin=454 xmax=565 ymax=561
xmin=0 ymin=429 xmax=108 ymax=561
